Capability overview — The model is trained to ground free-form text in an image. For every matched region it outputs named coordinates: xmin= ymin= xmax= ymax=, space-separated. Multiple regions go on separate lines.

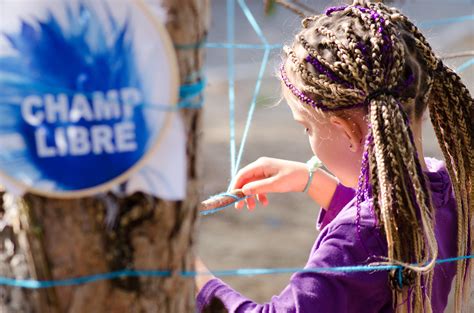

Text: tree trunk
xmin=0 ymin=0 xmax=209 ymax=312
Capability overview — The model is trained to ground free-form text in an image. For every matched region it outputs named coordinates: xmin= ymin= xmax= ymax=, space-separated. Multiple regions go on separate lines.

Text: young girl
xmin=195 ymin=1 xmax=473 ymax=312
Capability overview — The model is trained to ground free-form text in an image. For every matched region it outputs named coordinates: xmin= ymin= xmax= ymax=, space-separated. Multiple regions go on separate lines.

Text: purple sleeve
xmin=317 ymin=183 xmax=356 ymax=230
xmin=196 ymin=223 xmax=390 ymax=313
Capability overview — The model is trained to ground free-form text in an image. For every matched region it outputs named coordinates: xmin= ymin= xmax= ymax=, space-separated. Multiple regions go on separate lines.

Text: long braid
xmin=428 ymin=92 xmax=468 ymax=306
xmin=397 ymin=4 xmax=474 ymax=306
xmin=428 ymin=64 xmax=473 ymax=311
xmin=369 ymin=94 xmax=438 ymax=311
xmin=280 ymin=0 xmax=472 ymax=312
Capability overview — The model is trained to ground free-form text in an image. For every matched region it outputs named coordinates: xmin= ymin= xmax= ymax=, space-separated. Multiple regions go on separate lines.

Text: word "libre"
xmin=21 ymin=88 xmax=143 ymax=158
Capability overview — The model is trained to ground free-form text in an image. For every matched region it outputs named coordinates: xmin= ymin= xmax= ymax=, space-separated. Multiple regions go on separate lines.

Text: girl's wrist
xmin=306 ymin=168 xmax=339 ymax=210
xmin=302 ymin=156 xmax=323 ymax=193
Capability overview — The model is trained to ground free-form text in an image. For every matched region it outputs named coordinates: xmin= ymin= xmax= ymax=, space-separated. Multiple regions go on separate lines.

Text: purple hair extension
xmin=304 ymin=55 xmax=354 ymax=89
xmin=280 ymin=64 xmax=369 ymax=111
xmin=354 ymin=125 xmax=376 ymax=256
xmin=408 ymin=287 xmax=413 ymax=313
xmin=280 ymin=64 xmax=327 ymax=110
xmin=280 ymin=63 xmax=365 ymax=110
xmin=352 ymin=5 xmax=393 ymax=82
xmin=325 ymin=5 xmax=347 ymax=16
xmin=363 ymin=132 xmax=376 ymax=226
xmin=357 ymin=41 xmax=373 ymax=73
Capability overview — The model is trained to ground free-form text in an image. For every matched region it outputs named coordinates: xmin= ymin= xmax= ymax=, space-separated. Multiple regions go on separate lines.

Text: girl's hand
xmin=231 ymin=157 xmax=309 ymax=210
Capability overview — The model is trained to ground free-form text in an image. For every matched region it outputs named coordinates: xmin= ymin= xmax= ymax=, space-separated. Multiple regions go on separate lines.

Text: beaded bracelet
xmin=302 ymin=156 xmax=323 ymax=193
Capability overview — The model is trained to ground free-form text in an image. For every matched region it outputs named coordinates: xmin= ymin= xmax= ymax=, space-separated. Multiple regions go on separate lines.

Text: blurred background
xmin=196 ymin=0 xmax=473 ymax=311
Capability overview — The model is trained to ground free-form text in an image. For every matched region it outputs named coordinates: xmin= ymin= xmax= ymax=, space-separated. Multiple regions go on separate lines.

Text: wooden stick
xmin=199 ymin=189 xmax=246 ymax=212
xmin=441 ymin=50 xmax=474 ymax=60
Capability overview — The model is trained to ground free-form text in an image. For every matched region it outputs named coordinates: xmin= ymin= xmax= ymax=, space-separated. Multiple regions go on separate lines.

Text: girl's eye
xmin=304 ymin=127 xmax=310 ymax=134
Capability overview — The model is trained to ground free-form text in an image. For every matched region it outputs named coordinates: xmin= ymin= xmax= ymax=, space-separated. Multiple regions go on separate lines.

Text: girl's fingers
xmin=256 ymin=193 xmax=268 ymax=206
xmin=231 ymin=159 xmax=271 ymax=190
xmin=232 ymin=170 xmax=263 ymax=191
xmin=241 ymin=176 xmax=279 ymax=195
xmin=235 ymin=199 xmax=245 ymax=210
xmin=234 ymin=195 xmax=268 ymax=211
xmin=245 ymin=196 xmax=256 ymax=211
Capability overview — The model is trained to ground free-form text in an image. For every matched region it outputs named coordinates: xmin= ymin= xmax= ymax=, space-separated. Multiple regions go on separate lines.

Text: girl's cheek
xmin=310 ymin=136 xmax=336 ymax=165
xmin=309 ymin=123 xmax=334 ymax=161
xmin=310 ymin=129 xmax=352 ymax=176
xmin=309 ymin=131 xmax=335 ymax=164
xmin=308 ymin=136 xmax=321 ymax=158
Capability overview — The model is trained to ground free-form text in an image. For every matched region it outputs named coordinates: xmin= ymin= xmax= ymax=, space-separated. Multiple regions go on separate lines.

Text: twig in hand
xmin=199 ymin=189 xmax=246 ymax=212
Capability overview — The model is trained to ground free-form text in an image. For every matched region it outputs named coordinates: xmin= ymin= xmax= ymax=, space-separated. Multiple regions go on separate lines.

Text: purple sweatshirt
xmin=197 ymin=158 xmax=457 ymax=313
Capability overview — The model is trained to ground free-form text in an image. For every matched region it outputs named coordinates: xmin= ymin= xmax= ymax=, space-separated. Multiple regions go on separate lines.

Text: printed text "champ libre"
xmin=21 ymin=88 xmax=143 ymax=158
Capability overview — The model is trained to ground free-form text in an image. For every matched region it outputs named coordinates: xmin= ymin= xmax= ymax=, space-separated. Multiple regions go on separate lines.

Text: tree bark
xmin=0 ymin=0 xmax=209 ymax=312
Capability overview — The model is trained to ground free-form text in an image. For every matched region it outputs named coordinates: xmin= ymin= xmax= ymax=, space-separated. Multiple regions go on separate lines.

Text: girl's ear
xmin=328 ymin=115 xmax=364 ymax=152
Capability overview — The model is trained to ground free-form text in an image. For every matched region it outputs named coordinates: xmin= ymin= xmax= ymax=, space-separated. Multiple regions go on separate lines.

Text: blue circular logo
xmin=0 ymin=0 xmax=178 ymax=197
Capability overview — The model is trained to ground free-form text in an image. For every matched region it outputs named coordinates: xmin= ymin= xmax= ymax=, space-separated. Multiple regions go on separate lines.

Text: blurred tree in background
xmin=0 ymin=0 xmax=209 ymax=312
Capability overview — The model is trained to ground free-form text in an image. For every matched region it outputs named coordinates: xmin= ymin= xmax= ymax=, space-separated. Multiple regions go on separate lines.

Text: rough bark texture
xmin=0 ymin=0 xmax=210 ymax=312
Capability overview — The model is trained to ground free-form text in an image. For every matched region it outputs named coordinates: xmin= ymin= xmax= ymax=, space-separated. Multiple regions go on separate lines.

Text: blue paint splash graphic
xmin=0 ymin=1 xmax=151 ymax=191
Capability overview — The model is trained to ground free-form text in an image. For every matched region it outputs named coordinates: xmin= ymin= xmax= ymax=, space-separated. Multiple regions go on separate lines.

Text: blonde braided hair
xmin=280 ymin=1 xmax=473 ymax=312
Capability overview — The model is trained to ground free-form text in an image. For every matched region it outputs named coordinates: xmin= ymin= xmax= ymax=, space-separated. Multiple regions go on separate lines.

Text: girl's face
xmin=285 ymin=93 xmax=367 ymax=188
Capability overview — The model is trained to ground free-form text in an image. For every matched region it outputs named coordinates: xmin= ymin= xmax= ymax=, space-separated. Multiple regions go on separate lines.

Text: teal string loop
xmin=227 ymin=0 xmax=272 ymax=191
xmin=228 ymin=0 xmax=237 ymax=178
xmin=456 ymin=58 xmax=474 ymax=73
xmin=180 ymin=79 xmax=206 ymax=99
xmin=397 ymin=268 xmax=403 ymax=289
xmin=418 ymin=14 xmax=474 ymax=27
xmin=0 ymin=255 xmax=472 ymax=288
xmin=174 ymin=37 xmax=207 ymax=50
xmin=178 ymin=78 xmax=206 ymax=109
